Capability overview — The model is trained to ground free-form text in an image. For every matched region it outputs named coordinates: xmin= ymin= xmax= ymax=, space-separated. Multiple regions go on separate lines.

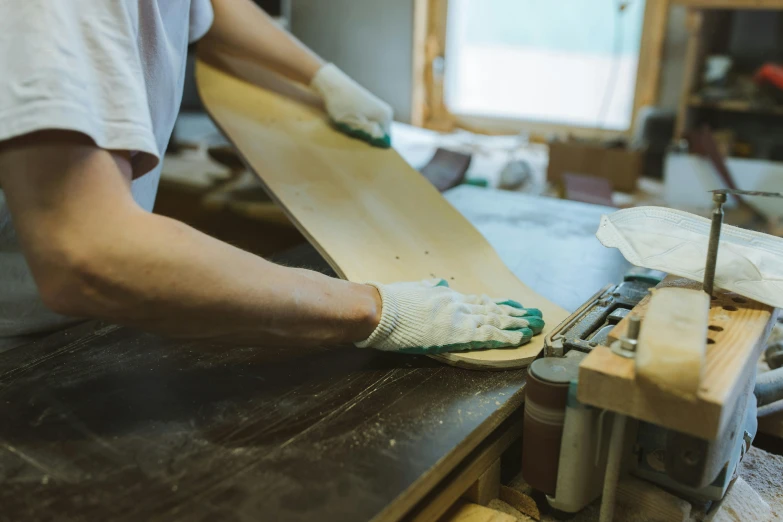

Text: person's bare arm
xmin=0 ymin=132 xmax=381 ymax=346
xmin=202 ymin=0 xmax=323 ymax=84
xmin=200 ymin=0 xmax=394 ymax=147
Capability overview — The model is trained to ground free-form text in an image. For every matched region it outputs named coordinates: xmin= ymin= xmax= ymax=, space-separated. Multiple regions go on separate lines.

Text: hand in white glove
xmin=310 ymin=63 xmax=393 ymax=148
xmin=356 ymin=279 xmax=544 ymax=354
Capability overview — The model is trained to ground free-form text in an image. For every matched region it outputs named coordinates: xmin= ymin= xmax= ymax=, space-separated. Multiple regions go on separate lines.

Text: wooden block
xmin=616 ymin=477 xmax=691 ymax=522
xmin=636 ymin=287 xmax=710 ymax=398
xmin=737 ymin=447 xmax=783 ymax=518
xmin=579 ymin=278 xmax=776 ymax=440
xmin=196 ymin=53 xmax=568 ymax=370
xmin=708 ymin=477 xmax=772 ymax=522
xmin=498 ymin=485 xmax=540 ymax=521
xmin=463 ymin=459 xmax=501 ymax=506
xmin=439 ymin=500 xmax=517 ymax=522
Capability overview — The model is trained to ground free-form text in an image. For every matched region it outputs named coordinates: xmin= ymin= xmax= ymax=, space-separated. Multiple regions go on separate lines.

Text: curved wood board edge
xmin=195 ymin=54 xmax=568 ymax=370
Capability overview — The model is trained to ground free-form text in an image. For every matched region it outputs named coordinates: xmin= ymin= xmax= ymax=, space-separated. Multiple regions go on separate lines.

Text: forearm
xmin=2 ymin=130 xmax=542 ymax=354
xmin=0 ymin=135 xmax=379 ymax=347
xmin=53 ymin=211 xmax=381 ymax=345
xmin=203 ymin=0 xmax=323 ymax=84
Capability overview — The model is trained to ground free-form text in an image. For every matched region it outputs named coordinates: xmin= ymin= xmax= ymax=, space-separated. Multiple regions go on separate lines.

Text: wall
xmin=288 ymin=0 xmax=693 ymax=126
xmin=289 ymin=2 xmax=779 ymax=127
xmin=290 ymin=0 xmax=415 ymax=123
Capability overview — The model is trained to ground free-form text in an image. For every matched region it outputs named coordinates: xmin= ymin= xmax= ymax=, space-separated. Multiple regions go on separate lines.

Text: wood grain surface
xmin=195 ymin=54 xmax=568 ymax=369
xmin=0 ymin=316 xmax=528 ymax=522
xmin=0 ymin=187 xmax=628 ymax=521
xmin=636 ymin=287 xmax=710 ymax=398
xmin=579 ymin=278 xmax=777 ymax=440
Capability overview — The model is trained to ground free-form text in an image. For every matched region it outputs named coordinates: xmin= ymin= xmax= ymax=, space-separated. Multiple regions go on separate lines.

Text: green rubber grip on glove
xmin=333 ymin=121 xmax=391 ymax=149
xmin=395 ymin=280 xmax=546 ymax=355
xmin=357 ymin=278 xmax=546 ymax=355
xmin=397 ymin=314 xmax=546 ymax=355
xmin=397 ymin=326 xmax=537 ymax=355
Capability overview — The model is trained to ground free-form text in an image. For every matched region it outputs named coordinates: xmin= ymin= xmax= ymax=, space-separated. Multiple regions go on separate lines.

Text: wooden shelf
xmin=674 ymin=0 xmax=783 ymax=9
xmin=689 ymin=95 xmax=783 ymax=115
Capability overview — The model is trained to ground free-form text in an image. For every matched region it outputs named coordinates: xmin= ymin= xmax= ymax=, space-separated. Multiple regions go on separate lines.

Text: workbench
xmin=0 ymin=187 xmax=629 ymax=522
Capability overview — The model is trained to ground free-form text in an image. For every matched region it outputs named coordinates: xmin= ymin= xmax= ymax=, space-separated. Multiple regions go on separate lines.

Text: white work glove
xmin=356 ymin=279 xmax=545 ymax=354
xmin=310 ymin=63 xmax=393 ymax=148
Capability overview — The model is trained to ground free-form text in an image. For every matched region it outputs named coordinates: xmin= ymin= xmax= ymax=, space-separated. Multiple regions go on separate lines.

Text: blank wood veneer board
xmin=195 ymin=54 xmax=567 ymax=369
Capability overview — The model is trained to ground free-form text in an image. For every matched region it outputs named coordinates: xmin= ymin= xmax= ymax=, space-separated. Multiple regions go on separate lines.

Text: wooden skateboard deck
xmin=195 ymin=55 xmax=568 ymax=369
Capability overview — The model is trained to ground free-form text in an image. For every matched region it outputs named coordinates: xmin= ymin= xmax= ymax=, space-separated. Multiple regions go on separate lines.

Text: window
xmin=444 ymin=0 xmax=647 ymax=131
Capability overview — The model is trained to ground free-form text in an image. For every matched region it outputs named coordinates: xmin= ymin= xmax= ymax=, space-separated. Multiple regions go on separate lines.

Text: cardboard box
xmin=547 ymin=140 xmax=644 ymax=193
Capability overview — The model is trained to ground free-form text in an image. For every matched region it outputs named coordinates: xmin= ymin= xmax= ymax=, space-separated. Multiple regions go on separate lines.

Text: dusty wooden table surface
xmin=0 ymin=187 xmax=629 ymax=522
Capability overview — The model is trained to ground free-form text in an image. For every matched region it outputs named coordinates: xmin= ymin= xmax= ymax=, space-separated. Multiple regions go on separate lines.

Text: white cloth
xmin=0 ymin=0 xmax=214 ymax=345
xmin=311 ymin=63 xmax=393 ymax=141
xmin=356 ymin=279 xmax=543 ymax=353
xmin=596 ymin=206 xmax=783 ymax=309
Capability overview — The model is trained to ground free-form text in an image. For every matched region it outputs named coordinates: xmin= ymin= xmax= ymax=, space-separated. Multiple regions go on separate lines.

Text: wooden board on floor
xmin=498 ymin=485 xmax=540 ymax=521
xmin=617 ymin=477 xmax=691 ymax=522
xmin=710 ymin=477 xmax=771 ymax=522
xmin=195 ymin=53 xmax=568 ymax=370
xmin=578 ymin=278 xmax=777 ymax=440
xmin=438 ymin=501 xmax=516 ymax=522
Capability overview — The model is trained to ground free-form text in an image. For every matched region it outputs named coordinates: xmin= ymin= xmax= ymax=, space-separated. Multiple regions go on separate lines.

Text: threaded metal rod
xmin=627 ymin=315 xmax=641 ymax=341
xmin=702 ymin=193 xmax=727 ymax=296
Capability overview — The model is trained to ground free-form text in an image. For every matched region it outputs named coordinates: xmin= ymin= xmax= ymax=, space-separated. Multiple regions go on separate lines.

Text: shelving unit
xmin=665 ymin=1 xmax=783 ymax=220
xmin=688 ymin=95 xmax=783 ymax=116
xmin=673 ymin=0 xmax=783 ymax=141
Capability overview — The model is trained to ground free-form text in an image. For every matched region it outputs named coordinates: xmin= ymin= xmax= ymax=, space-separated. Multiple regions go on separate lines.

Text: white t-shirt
xmin=0 ymin=0 xmax=214 ymax=347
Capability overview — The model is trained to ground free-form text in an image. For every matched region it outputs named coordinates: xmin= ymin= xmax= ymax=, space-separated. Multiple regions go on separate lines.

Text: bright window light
xmin=445 ymin=0 xmax=646 ymax=131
